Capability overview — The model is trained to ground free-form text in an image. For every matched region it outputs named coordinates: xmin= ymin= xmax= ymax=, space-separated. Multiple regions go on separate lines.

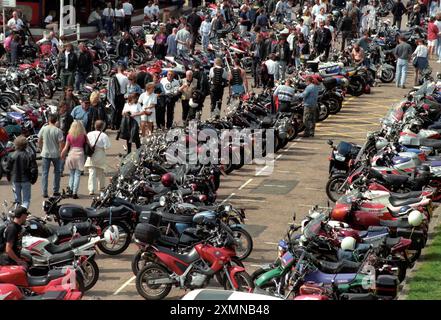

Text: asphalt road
xmin=1 ymin=51 xmax=439 ymax=300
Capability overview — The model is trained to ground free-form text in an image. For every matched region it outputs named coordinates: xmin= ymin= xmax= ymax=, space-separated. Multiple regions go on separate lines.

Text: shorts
xmin=141 ymin=112 xmax=155 ymax=122
xmin=428 ymin=39 xmax=438 ymax=47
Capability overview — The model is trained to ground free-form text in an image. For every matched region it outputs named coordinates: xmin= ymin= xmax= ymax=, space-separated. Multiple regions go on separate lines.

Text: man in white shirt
xmin=264 ymin=54 xmax=277 ymax=89
xmin=199 ymin=17 xmax=212 ymax=52
xmin=122 ymin=0 xmax=134 ymax=31
xmin=102 ymin=2 xmax=115 ymax=36
xmin=298 ymin=18 xmax=309 ymax=38
xmin=314 ymin=7 xmax=327 ymax=25
xmin=7 ymin=11 xmax=25 ymax=32
xmin=160 ymin=70 xmax=181 ymax=129
xmin=112 ymin=64 xmax=129 ymax=129
xmin=144 ymin=0 xmax=159 ymax=21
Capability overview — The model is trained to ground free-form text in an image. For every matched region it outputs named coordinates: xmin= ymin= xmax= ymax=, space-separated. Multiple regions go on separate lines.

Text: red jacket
xmin=428 ymin=22 xmax=439 ymax=41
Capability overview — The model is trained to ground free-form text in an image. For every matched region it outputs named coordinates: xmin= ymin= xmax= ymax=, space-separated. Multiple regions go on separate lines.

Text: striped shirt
xmin=274 ymin=84 xmax=295 ymax=102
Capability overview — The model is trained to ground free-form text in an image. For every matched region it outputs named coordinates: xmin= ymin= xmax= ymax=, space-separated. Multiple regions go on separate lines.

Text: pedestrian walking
xmin=75 ymin=42 xmax=93 ymax=92
xmin=71 ymin=94 xmax=99 ymax=133
xmin=152 ymin=24 xmax=168 ymax=60
xmin=393 ymin=36 xmax=413 ymax=88
xmin=187 ymin=8 xmax=203 ymax=53
xmin=102 ymin=2 xmax=115 ymax=37
xmin=84 ymin=120 xmax=111 ymax=195
xmin=176 ymin=23 xmax=191 ymax=57
xmin=229 ymin=59 xmax=248 ymax=97
xmin=160 ymin=71 xmax=181 ymax=129
xmin=250 ymin=33 xmax=265 ymax=87
xmin=38 ymin=114 xmax=64 ymax=198
xmin=61 ymin=121 xmax=88 ymax=199
xmin=166 ymin=27 xmax=178 ymax=56
xmin=313 ymin=20 xmax=332 ymax=59
xmin=122 ymin=0 xmax=134 ymax=32
xmin=111 ymin=65 xmax=129 ymax=130
xmin=118 ymin=93 xmax=142 ymax=154
xmin=264 ymin=54 xmax=278 ymax=89
xmin=57 ymin=43 xmax=77 ymax=89
xmin=428 ymin=16 xmax=439 ymax=57
xmin=6 ymin=136 xmax=37 ymax=209
xmin=276 ymin=37 xmax=290 ymax=81
xmin=115 ymin=3 xmax=125 ymax=33
xmin=412 ymin=38 xmax=429 ymax=85
xmin=116 ymin=32 xmax=134 ymax=67
xmin=209 ymin=58 xmax=228 ymax=117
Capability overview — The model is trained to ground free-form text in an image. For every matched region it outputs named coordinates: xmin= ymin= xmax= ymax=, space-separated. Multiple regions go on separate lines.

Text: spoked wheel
xmin=21 ymin=84 xmax=40 ymax=103
xmin=326 ymin=175 xmax=348 ymax=202
xmin=223 ymin=270 xmax=254 ymax=292
xmin=132 ymin=51 xmax=144 ymax=65
xmin=328 ymin=97 xmax=342 ymax=114
xmin=230 ymin=226 xmax=253 ymax=261
xmin=317 ymin=103 xmax=330 ymax=122
xmin=215 ymin=257 xmax=244 ymax=286
xmin=81 ymin=259 xmax=100 ymax=291
xmin=97 ymin=223 xmax=131 ymax=255
xmin=100 ymin=61 xmax=112 ymax=76
xmin=380 ymin=69 xmax=395 ymax=83
xmin=136 ymin=263 xmax=172 ymax=300
xmin=348 ymin=78 xmax=364 ymax=97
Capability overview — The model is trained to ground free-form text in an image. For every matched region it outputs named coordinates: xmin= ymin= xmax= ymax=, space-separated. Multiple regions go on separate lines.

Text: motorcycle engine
xmin=186 ymin=272 xmax=208 ymax=289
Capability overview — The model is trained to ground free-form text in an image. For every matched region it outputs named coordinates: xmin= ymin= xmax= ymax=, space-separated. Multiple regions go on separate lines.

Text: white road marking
xmin=276 ymin=154 xmax=283 ymax=159
xmin=238 ymin=178 xmax=254 ymax=190
xmin=235 ymin=199 xmax=266 ymax=203
xmin=305 ymin=187 xmax=324 ymax=191
xmin=113 ymin=276 xmax=136 ymax=295
xmin=255 ymin=165 xmax=269 ymax=176
xmin=221 ymin=192 xmax=236 ymax=204
xmin=263 ymin=184 xmax=288 ymax=188
xmin=264 ymin=242 xmax=278 ymax=245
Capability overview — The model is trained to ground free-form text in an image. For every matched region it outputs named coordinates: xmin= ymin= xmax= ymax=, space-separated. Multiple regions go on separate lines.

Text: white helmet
xmin=408 ymin=210 xmax=424 ymax=227
xmin=341 ymin=237 xmax=357 ymax=251
xmin=104 ymin=225 xmax=120 ymax=244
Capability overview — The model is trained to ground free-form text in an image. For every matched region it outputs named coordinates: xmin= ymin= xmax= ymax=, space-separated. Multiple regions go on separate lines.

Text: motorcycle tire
xmin=215 ymin=257 xmax=244 ymax=286
xmin=406 ymin=247 xmax=422 ymax=264
xmin=132 ymin=51 xmax=144 ymax=65
xmin=317 ymin=103 xmax=330 ymax=122
xmin=380 ymin=69 xmax=395 ymax=83
xmin=241 ymin=57 xmax=253 ymax=73
xmin=348 ymin=78 xmax=364 ymax=97
xmin=101 ymin=61 xmax=112 ymax=76
xmin=326 ymin=174 xmax=348 ymax=202
xmin=81 ymin=258 xmax=100 ymax=291
xmin=230 ymin=226 xmax=253 ymax=261
xmin=136 ymin=263 xmax=172 ymax=300
xmin=40 ymin=82 xmax=54 ymax=99
xmin=0 ymin=96 xmax=14 ymax=111
xmin=328 ymin=97 xmax=342 ymax=114
xmin=250 ymin=267 xmax=268 ymax=283
xmin=287 ymin=122 xmax=298 ymax=141
xmin=132 ymin=249 xmax=147 ymax=276
xmin=223 ymin=270 xmax=254 ymax=292
xmin=21 ymin=84 xmax=40 ymax=103
xmin=223 ymin=161 xmax=235 ymax=175
xmin=97 ymin=222 xmax=132 ymax=255
xmin=75 ymin=269 xmax=86 ymax=294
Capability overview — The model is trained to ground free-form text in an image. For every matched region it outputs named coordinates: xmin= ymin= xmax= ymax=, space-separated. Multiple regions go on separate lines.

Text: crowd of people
xmin=1 ymin=0 xmax=440 ymax=209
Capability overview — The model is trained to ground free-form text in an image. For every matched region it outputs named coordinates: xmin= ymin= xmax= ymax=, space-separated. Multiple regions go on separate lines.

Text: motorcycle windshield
xmin=119 ymin=148 xmax=142 ymax=177
xmin=413 ymin=81 xmax=435 ymax=100
xmin=303 ymin=214 xmax=327 ymax=242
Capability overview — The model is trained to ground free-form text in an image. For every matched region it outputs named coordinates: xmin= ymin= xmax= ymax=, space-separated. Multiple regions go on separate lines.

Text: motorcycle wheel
xmin=241 ymin=57 xmax=253 ymax=73
xmin=136 ymin=263 xmax=172 ymax=300
xmin=231 ymin=226 xmax=253 ymax=261
xmin=287 ymin=122 xmax=298 ymax=141
xmin=380 ymin=69 xmax=395 ymax=83
xmin=101 ymin=61 xmax=112 ymax=76
xmin=406 ymin=247 xmax=422 ymax=264
xmin=215 ymin=257 xmax=244 ymax=286
xmin=0 ymin=95 xmax=15 ymax=111
xmin=348 ymin=78 xmax=364 ymax=97
xmin=75 ymin=270 xmax=86 ymax=294
xmin=81 ymin=258 xmax=100 ymax=291
xmin=328 ymin=97 xmax=342 ymax=114
xmin=223 ymin=271 xmax=254 ymax=292
xmin=326 ymin=175 xmax=348 ymax=202
xmin=223 ymin=161 xmax=235 ymax=175
xmin=132 ymin=249 xmax=152 ymax=276
xmin=132 ymin=51 xmax=144 ymax=65
xmin=317 ymin=103 xmax=330 ymax=122
xmin=97 ymin=223 xmax=132 ymax=255
xmin=250 ymin=267 xmax=268 ymax=283
xmin=21 ymin=84 xmax=40 ymax=103
xmin=40 ymin=82 xmax=54 ymax=99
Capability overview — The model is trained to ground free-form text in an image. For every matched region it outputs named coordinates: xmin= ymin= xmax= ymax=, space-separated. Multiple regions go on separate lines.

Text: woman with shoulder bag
xmin=84 ymin=120 xmax=111 ymax=195
xmin=61 ymin=121 xmax=89 ymax=199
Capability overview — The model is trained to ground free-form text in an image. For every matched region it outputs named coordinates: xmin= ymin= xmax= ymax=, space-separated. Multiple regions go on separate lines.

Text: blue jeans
xmin=75 ymin=71 xmax=89 ymax=91
xmin=12 ymin=181 xmax=31 ymax=209
xmin=68 ymin=169 xmax=82 ymax=194
xmin=41 ymin=157 xmax=61 ymax=196
xmin=437 ymin=36 xmax=441 ymax=59
xmin=395 ymin=58 xmax=408 ymax=87
xmin=202 ymin=34 xmax=210 ymax=52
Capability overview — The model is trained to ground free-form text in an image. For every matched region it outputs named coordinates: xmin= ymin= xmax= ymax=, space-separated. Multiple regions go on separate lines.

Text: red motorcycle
xmin=0 ymin=265 xmax=84 ymax=298
xmin=134 ymin=223 xmax=253 ymax=300
xmin=0 ymin=283 xmax=82 ymax=300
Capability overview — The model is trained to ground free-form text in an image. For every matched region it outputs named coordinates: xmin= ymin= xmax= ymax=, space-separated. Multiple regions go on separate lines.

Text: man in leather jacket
xmin=57 ymin=43 xmax=77 ymax=89
xmin=250 ymin=33 xmax=266 ymax=88
xmin=75 ymin=42 xmax=93 ymax=92
xmin=313 ymin=21 xmax=333 ymax=59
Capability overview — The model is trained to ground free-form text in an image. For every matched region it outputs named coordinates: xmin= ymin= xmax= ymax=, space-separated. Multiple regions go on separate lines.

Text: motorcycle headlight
xmin=159 ymin=196 xmax=166 ymax=207
xmin=334 ymin=152 xmax=346 ymax=162
xmin=224 ymin=205 xmax=231 ymax=212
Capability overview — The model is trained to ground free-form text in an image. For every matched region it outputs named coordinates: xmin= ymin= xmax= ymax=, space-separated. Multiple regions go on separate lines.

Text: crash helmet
xmin=408 ymin=210 xmax=424 ymax=227
xmin=340 ymin=236 xmax=357 ymax=251
xmin=161 ymin=172 xmax=176 ymax=187
xmin=104 ymin=225 xmax=120 ymax=244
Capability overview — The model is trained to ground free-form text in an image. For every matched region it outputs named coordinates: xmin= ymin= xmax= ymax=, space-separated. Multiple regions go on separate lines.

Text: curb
xmin=397 ymin=204 xmax=441 ymax=300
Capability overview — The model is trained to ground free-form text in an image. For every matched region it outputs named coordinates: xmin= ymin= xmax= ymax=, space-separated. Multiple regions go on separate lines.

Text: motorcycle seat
xmin=340 ymin=293 xmax=377 ymax=300
xmin=382 ymin=174 xmax=409 ymax=186
xmin=85 ymin=206 xmax=129 ymax=219
xmin=155 ymin=245 xmax=200 ymax=264
xmin=389 ymin=191 xmax=423 ymax=199
xmin=32 ymin=251 xmax=75 ymax=266
xmin=27 ymin=269 xmax=67 ymax=287
xmin=367 ymin=226 xmax=390 ymax=233
xmin=419 ymin=139 xmax=441 ymax=149
xmin=157 ymin=235 xmax=180 ymax=247
xmin=260 ymin=116 xmax=274 ymax=128
xmin=48 ymin=222 xmax=95 ymax=239
xmin=379 ymin=219 xmax=412 ymax=228
xmin=317 ymin=259 xmax=360 ymax=274
xmin=384 ymin=237 xmax=401 ymax=248
xmin=45 ymin=236 xmax=90 ymax=254
xmin=389 ymin=197 xmax=422 ymax=207
xmin=157 ymin=211 xmax=194 ymax=224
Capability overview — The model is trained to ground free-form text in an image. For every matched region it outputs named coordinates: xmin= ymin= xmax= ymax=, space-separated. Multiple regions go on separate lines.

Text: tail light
xmin=331 ymin=204 xmax=350 ymax=221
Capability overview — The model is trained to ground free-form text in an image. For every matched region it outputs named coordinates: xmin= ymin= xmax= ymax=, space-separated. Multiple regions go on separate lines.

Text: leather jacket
xmin=6 ymin=150 xmax=33 ymax=183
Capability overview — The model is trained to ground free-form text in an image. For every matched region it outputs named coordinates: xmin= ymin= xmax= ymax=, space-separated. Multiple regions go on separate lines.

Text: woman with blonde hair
xmin=61 ymin=121 xmax=89 ymax=199
xmin=138 ymin=82 xmax=157 ymax=139
xmin=90 ymin=90 xmax=108 ymax=130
